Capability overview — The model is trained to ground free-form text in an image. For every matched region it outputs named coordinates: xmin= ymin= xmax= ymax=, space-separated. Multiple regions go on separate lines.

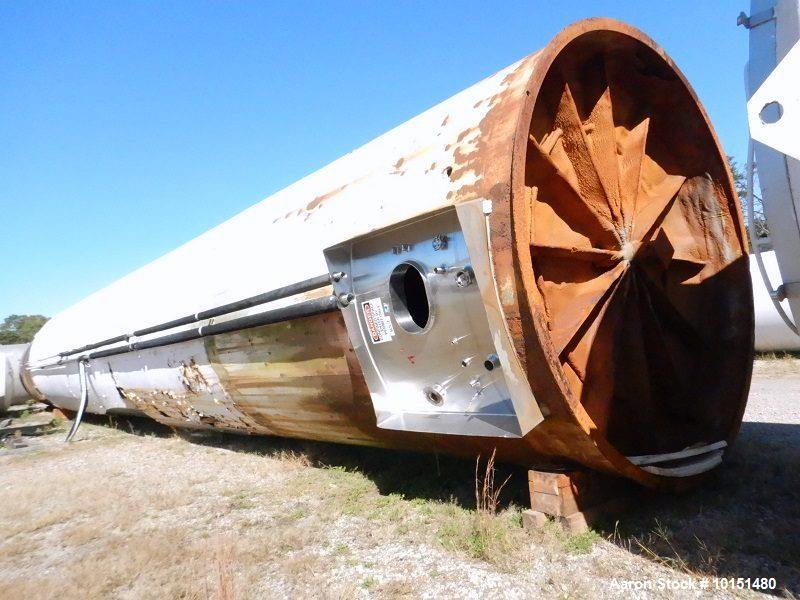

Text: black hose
xmin=82 ymin=295 xmax=339 ymax=361
xmin=58 ymin=273 xmax=333 ymax=358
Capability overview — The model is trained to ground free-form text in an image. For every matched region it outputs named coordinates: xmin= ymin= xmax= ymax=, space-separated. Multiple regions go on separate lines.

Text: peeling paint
xmin=179 ymin=359 xmax=210 ymax=394
xmin=306 ymin=183 xmax=350 ymax=212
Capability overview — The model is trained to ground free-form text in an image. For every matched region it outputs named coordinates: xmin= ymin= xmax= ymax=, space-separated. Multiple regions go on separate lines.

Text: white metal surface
xmin=0 ymin=344 xmax=31 ymax=411
xmin=748 ymin=40 xmax=800 ymax=160
xmin=745 ymin=0 xmax=800 ymax=334
xmin=751 ymin=250 xmax=800 ymax=350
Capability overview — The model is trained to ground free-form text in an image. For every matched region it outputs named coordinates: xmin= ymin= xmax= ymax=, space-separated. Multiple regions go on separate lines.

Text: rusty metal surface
xmin=25 ymin=19 xmax=754 ymax=491
xmin=115 ymin=360 xmax=260 ymax=432
xmin=504 ymin=20 xmax=754 ymax=487
xmin=204 ymin=313 xmax=374 ymax=444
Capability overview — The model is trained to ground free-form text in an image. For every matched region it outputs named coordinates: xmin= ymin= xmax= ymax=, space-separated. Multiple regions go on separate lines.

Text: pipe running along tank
xmin=21 ymin=19 xmax=754 ymax=490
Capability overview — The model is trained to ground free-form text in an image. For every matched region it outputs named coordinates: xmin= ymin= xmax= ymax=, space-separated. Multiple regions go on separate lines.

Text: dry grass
xmin=0 ymin=418 xmax=596 ymax=598
xmin=211 ymin=536 xmax=237 ymax=600
xmin=0 ymin=404 xmax=794 ymax=598
xmin=475 ymin=449 xmax=511 ymax=516
xmin=752 ymin=353 xmax=800 ymax=377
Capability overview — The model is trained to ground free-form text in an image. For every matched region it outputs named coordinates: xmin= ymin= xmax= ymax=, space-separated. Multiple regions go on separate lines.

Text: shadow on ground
xmin=603 ymin=421 xmax=800 ymax=597
xmin=85 ymin=413 xmax=530 ymax=508
xmin=85 ymin=414 xmax=799 ymax=596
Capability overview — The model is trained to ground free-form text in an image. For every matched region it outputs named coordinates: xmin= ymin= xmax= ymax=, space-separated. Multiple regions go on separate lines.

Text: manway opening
xmin=389 ymin=262 xmax=431 ymax=333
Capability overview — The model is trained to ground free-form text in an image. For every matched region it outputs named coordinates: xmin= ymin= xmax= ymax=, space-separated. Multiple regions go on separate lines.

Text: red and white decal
xmin=361 ymin=297 xmax=395 ymax=344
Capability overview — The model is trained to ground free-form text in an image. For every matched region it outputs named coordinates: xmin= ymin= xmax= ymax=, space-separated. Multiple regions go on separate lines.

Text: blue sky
xmin=1 ymin=1 xmax=752 ymax=319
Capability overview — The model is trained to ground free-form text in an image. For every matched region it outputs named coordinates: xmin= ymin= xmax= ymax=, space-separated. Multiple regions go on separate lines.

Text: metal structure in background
xmin=741 ymin=0 xmax=800 ymax=339
xmin=8 ymin=19 xmax=755 ymax=490
xmin=0 ymin=344 xmax=31 ymax=412
xmin=750 ymin=250 xmax=800 ymax=349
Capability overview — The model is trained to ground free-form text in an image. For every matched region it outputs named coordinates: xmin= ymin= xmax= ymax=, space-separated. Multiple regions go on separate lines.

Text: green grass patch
xmin=288 ymin=507 xmax=308 ymax=520
xmin=227 ymin=490 xmax=256 ymax=510
xmin=332 ymin=542 xmax=349 ymax=555
xmin=560 ymin=528 xmax=601 ymax=554
xmin=437 ymin=509 xmax=519 ymax=561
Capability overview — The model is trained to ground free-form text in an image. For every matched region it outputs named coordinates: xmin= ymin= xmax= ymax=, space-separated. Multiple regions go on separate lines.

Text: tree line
xmin=0 ymin=314 xmax=48 ymax=344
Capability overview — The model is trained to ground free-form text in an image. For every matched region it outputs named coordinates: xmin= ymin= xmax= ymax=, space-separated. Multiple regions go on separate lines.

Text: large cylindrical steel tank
xmin=22 ymin=19 xmax=754 ymax=490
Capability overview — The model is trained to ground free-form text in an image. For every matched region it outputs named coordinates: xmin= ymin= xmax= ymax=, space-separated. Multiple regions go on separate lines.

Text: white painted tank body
xmin=751 ymin=250 xmax=800 ymax=350
xmin=1 ymin=344 xmax=32 ymax=411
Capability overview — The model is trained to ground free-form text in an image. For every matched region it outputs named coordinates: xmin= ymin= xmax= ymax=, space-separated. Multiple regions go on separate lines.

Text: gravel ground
xmin=0 ymin=359 xmax=797 ymax=599
xmin=746 ymin=359 xmax=800 ymax=424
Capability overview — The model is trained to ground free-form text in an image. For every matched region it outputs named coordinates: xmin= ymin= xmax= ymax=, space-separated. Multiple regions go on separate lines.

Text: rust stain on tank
xmin=204 ymin=312 xmax=383 ymax=445
xmin=447 ymin=53 xmax=539 ymax=202
xmin=306 ymin=183 xmax=350 ymax=212
xmin=273 ymin=171 xmax=377 ymax=224
xmin=455 ymin=128 xmax=472 ymax=144
xmin=391 ymin=145 xmax=437 ymax=175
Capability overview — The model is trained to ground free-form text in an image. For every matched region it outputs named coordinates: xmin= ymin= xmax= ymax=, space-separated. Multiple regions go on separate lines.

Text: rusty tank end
xmin=25 ymin=19 xmax=753 ymax=491
xmin=502 ymin=19 xmax=754 ymax=488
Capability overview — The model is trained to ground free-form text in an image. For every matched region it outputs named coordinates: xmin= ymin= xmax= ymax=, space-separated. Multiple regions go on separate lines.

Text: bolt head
xmin=338 ymin=292 xmax=355 ymax=306
xmin=432 ymin=234 xmax=448 ymax=251
xmin=455 ymin=269 xmax=473 ymax=288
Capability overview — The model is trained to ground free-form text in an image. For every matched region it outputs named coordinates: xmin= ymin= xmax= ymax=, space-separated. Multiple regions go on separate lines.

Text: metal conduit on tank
xmin=21 ymin=19 xmax=754 ymax=490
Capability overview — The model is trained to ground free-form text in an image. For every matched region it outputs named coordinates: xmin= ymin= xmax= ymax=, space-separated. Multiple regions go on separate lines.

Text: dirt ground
xmin=1 ymin=358 xmax=798 ymax=599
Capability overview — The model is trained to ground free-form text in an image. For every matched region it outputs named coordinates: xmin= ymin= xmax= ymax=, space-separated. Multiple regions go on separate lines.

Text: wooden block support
xmin=521 ymin=509 xmax=548 ymax=530
xmin=51 ymin=407 xmax=74 ymax=420
xmin=523 ymin=469 xmax=635 ymax=533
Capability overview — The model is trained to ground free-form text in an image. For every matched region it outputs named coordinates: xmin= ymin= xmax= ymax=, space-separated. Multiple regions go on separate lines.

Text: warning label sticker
xmin=361 ymin=297 xmax=395 ymax=344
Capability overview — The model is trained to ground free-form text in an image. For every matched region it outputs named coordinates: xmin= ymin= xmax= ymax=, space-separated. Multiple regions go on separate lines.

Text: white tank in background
xmin=1 ymin=344 xmax=32 ymax=412
xmin=751 ymin=250 xmax=800 ymax=350
xmin=742 ymin=0 xmax=800 ymax=350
